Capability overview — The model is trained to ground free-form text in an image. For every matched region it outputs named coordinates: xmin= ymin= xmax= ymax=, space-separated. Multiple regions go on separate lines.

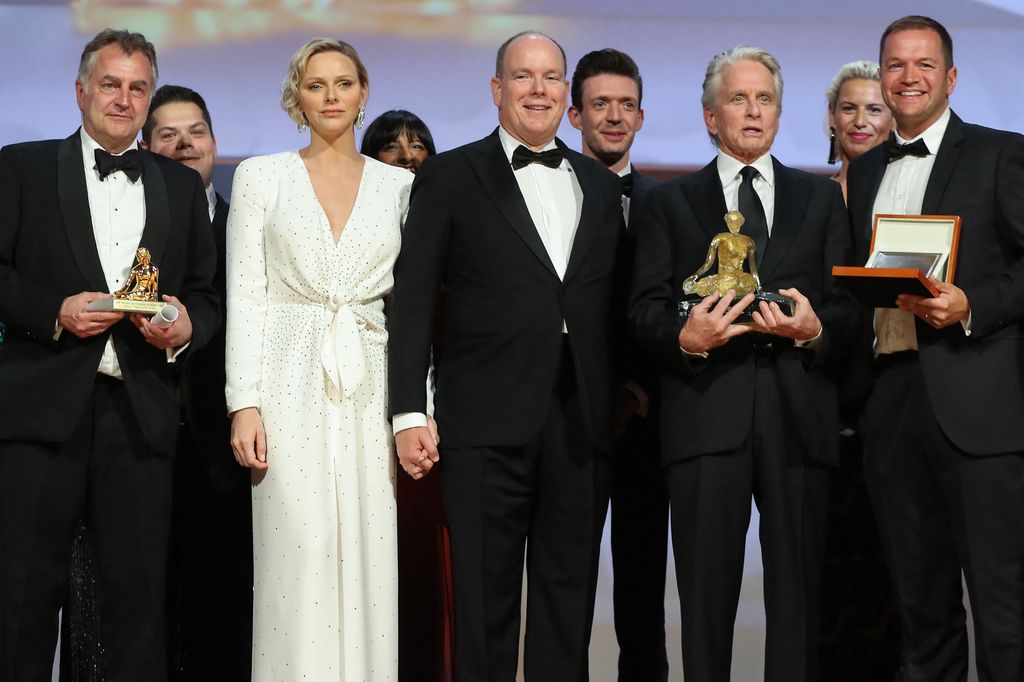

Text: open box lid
xmin=832 ymin=214 xmax=961 ymax=307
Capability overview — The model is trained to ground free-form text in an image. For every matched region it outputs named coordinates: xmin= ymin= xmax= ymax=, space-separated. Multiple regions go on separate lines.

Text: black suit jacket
xmin=620 ymin=168 xmax=661 ymax=399
xmin=847 ymin=110 xmax=1024 ymax=455
xmin=630 ymin=157 xmax=855 ymax=465
xmin=0 ymin=131 xmax=219 ymax=455
xmin=388 ymin=130 xmax=624 ymax=451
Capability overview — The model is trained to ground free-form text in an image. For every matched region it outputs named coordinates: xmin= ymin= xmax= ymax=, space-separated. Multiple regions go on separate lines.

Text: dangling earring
xmin=827 ymin=126 xmax=837 ymax=165
xmin=356 ymin=105 xmax=366 ymax=130
xmin=298 ymin=112 xmax=308 ymax=133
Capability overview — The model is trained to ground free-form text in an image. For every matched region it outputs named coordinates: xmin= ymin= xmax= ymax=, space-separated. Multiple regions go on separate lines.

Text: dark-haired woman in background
xmin=360 ymin=109 xmax=435 ymax=172
xmin=818 ymin=60 xmax=901 ymax=682
xmin=361 ymin=109 xmax=454 ymax=682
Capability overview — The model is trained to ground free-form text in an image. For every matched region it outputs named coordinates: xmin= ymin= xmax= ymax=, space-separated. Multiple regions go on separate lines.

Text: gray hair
xmin=77 ymin=28 xmax=158 ymax=93
xmin=825 ymin=60 xmax=880 ymax=112
xmin=701 ymin=46 xmax=783 ymax=145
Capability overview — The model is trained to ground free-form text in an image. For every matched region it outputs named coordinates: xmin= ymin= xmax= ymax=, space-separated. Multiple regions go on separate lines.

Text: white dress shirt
xmin=872 ymin=107 xmax=966 ymax=355
xmin=205 ymin=182 xmax=217 ymax=221
xmin=717 ymin=150 xmax=776 ymax=235
xmin=618 ymin=160 xmax=632 ymax=226
xmin=80 ymin=128 xmax=146 ymax=378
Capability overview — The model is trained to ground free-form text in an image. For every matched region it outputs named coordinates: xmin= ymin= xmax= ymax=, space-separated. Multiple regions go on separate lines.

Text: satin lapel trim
xmin=758 ymin=159 xmax=808 ymax=280
xmin=57 ymin=132 xmax=107 ymax=292
xmin=138 ymin=152 xmax=170 ymax=268
xmin=469 ymin=137 xmax=558 ymax=278
xmin=563 ymin=152 xmax=602 ymax=283
xmin=922 ymin=112 xmax=964 ymax=215
xmin=682 ymin=162 xmax=729 ymax=242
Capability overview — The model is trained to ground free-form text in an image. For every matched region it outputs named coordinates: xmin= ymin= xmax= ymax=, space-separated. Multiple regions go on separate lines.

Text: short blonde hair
xmin=281 ymin=38 xmax=369 ymax=127
xmin=825 ymin=60 xmax=880 ymax=113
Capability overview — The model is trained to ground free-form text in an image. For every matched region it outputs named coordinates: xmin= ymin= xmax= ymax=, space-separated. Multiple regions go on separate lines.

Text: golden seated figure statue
xmin=114 ymin=247 xmax=159 ymax=301
xmin=683 ymin=210 xmax=761 ymax=297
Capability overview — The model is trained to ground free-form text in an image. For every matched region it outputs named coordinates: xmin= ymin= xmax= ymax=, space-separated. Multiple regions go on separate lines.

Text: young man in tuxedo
xmin=568 ymin=47 xmax=669 ymax=682
xmin=630 ymin=46 xmax=855 ymax=681
xmin=141 ymin=84 xmax=252 ymax=681
xmin=847 ymin=15 xmax=1024 ymax=680
xmin=0 ymin=30 xmax=218 ymax=681
xmin=388 ymin=31 xmax=623 ymax=682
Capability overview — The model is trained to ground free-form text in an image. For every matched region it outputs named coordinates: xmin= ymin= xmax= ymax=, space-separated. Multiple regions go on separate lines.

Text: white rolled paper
xmin=150 ymin=303 xmax=180 ymax=329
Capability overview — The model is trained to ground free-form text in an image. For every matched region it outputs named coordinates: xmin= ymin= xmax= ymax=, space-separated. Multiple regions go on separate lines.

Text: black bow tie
xmin=511 ymin=145 xmax=564 ymax=171
xmin=884 ymin=137 xmax=930 ymax=163
xmin=94 ymin=148 xmax=143 ymax=182
xmin=620 ymin=173 xmax=633 ymax=197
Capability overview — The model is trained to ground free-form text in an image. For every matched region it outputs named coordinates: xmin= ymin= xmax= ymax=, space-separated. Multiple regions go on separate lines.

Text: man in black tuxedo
xmin=568 ymin=47 xmax=668 ymax=682
xmin=0 ymin=30 xmax=218 ymax=682
xmin=630 ymin=46 xmax=855 ymax=681
xmin=388 ymin=31 xmax=623 ymax=682
xmin=141 ymin=84 xmax=252 ymax=681
xmin=847 ymin=16 xmax=1024 ymax=681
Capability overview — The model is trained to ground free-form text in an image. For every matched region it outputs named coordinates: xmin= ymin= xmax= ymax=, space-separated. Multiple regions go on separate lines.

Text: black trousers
xmin=610 ymin=409 xmax=669 ymax=682
xmin=0 ymin=375 xmax=173 ymax=682
xmin=862 ymin=353 xmax=1024 ymax=682
xmin=440 ymin=343 xmax=610 ymax=682
xmin=166 ymin=422 xmax=253 ymax=682
xmin=666 ymin=358 xmax=830 ymax=682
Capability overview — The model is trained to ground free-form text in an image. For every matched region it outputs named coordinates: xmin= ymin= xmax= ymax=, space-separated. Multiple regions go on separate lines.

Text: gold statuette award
xmin=85 ymin=247 xmax=175 ymax=319
xmin=678 ymin=211 xmax=793 ymax=323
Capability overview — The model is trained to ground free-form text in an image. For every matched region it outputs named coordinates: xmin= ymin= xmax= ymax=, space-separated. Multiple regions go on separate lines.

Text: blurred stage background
xmin=5 ymin=0 xmax=1019 ymax=679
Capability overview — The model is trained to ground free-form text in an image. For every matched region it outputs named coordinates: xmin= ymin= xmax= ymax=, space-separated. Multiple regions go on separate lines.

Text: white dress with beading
xmin=225 ymin=151 xmax=412 ymax=681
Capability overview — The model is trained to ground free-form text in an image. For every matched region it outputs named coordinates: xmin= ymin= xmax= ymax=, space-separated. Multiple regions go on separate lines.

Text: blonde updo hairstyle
xmin=281 ymin=38 xmax=369 ymax=128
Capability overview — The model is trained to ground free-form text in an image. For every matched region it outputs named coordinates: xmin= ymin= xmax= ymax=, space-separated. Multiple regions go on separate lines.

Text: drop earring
xmin=356 ymin=105 xmax=366 ymax=130
xmin=827 ymin=126 xmax=837 ymax=165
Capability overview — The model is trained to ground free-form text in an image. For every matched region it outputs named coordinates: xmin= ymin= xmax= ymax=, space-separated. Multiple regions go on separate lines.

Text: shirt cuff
xmin=393 ymin=412 xmax=428 ymax=436
xmin=794 ymin=324 xmax=824 ymax=349
xmin=680 ymin=346 xmax=709 ymax=359
xmin=166 ymin=340 xmax=191 ymax=363
xmin=53 ymin=320 xmax=63 ymax=341
xmin=961 ymin=311 xmax=972 ymax=336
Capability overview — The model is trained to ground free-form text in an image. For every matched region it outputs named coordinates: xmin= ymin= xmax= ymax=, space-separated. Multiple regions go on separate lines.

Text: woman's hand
xmin=230 ymin=407 xmax=269 ymax=470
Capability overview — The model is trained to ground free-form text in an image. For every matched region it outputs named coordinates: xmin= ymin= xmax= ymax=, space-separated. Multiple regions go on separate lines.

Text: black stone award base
xmin=678 ymin=291 xmax=795 ymax=323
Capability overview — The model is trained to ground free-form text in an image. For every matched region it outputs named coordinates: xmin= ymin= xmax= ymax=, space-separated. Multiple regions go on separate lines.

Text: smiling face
xmin=491 ymin=34 xmax=568 ymax=150
xmin=76 ymin=44 xmax=154 ymax=153
xmin=567 ymin=72 xmax=644 ymax=172
xmin=142 ymin=101 xmax=217 ymax=186
xmin=880 ymin=28 xmax=957 ymax=139
xmin=298 ymin=50 xmax=367 ymax=141
xmin=829 ymin=77 xmax=893 ymax=162
xmin=704 ymin=59 xmax=780 ymax=165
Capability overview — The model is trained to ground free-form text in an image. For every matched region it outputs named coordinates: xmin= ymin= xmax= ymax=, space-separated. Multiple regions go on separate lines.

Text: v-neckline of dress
xmin=296 ymin=151 xmax=368 ymax=248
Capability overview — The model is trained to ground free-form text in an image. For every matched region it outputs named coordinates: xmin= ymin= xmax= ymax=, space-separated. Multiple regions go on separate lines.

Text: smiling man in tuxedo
xmin=388 ymin=31 xmax=623 ymax=682
xmin=847 ymin=15 xmax=1024 ymax=681
xmin=630 ymin=45 xmax=855 ymax=681
xmin=0 ymin=30 xmax=218 ymax=681
xmin=568 ymin=47 xmax=669 ymax=682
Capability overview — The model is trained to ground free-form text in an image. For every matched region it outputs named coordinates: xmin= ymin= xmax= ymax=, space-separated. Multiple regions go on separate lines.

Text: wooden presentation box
xmin=832 ymin=214 xmax=961 ymax=307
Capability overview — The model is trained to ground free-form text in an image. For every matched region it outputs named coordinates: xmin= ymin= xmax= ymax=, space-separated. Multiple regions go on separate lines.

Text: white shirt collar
xmin=205 ymin=182 xmax=217 ymax=220
xmin=716 ymin=149 xmax=774 ymax=189
xmin=497 ymin=126 xmax=559 ymax=164
xmin=79 ymin=127 xmax=140 ymax=179
xmin=895 ymin=105 xmax=950 ymax=155
xmin=616 ymin=158 xmax=632 ymax=178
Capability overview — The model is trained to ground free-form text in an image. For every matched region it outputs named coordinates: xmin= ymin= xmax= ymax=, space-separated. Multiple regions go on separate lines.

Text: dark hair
xmin=570 ymin=48 xmax=643 ymax=110
xmin=495 ymin=31 xmax=567 ymax=78
xmin=142 ymin=84 xmax=214 ymax=144
xmin=359 ymin=110 xmax=436 ymax=158
xmin=880 ymin=15 xmax=954 ymax=70
xmin=78 ymin=28 xmax=158 ymax=89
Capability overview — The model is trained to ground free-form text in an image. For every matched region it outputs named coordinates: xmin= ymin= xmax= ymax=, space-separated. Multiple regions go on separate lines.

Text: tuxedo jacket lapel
xmin=468 ymin=133 xmax=558 ymax=278
xmin=564 ymin=149 xmax=603 ymax=283
xmin=682 ymin=161 xmax=729 ymax=242
xmin=139 ymin=151 xmax=170 ymax=268
xmin=57 ymin=132 xmax=107 ymax=292
xmin=758 ymin=159 xmax=809 ymax=280
xmin=922 ymin=111 xmax=965 ymax=215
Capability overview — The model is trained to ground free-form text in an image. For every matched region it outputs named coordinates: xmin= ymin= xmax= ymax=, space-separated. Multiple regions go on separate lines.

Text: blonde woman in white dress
xmin=225 ymin=38 xmax=415 ymax=681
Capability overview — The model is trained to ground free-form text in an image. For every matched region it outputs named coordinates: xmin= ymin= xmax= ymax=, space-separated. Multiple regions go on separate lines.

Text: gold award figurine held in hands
xmin=679 ymin=210 xmax=793 ymax=322
xmin=114 ymin=247 xmax=159 ymax=301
